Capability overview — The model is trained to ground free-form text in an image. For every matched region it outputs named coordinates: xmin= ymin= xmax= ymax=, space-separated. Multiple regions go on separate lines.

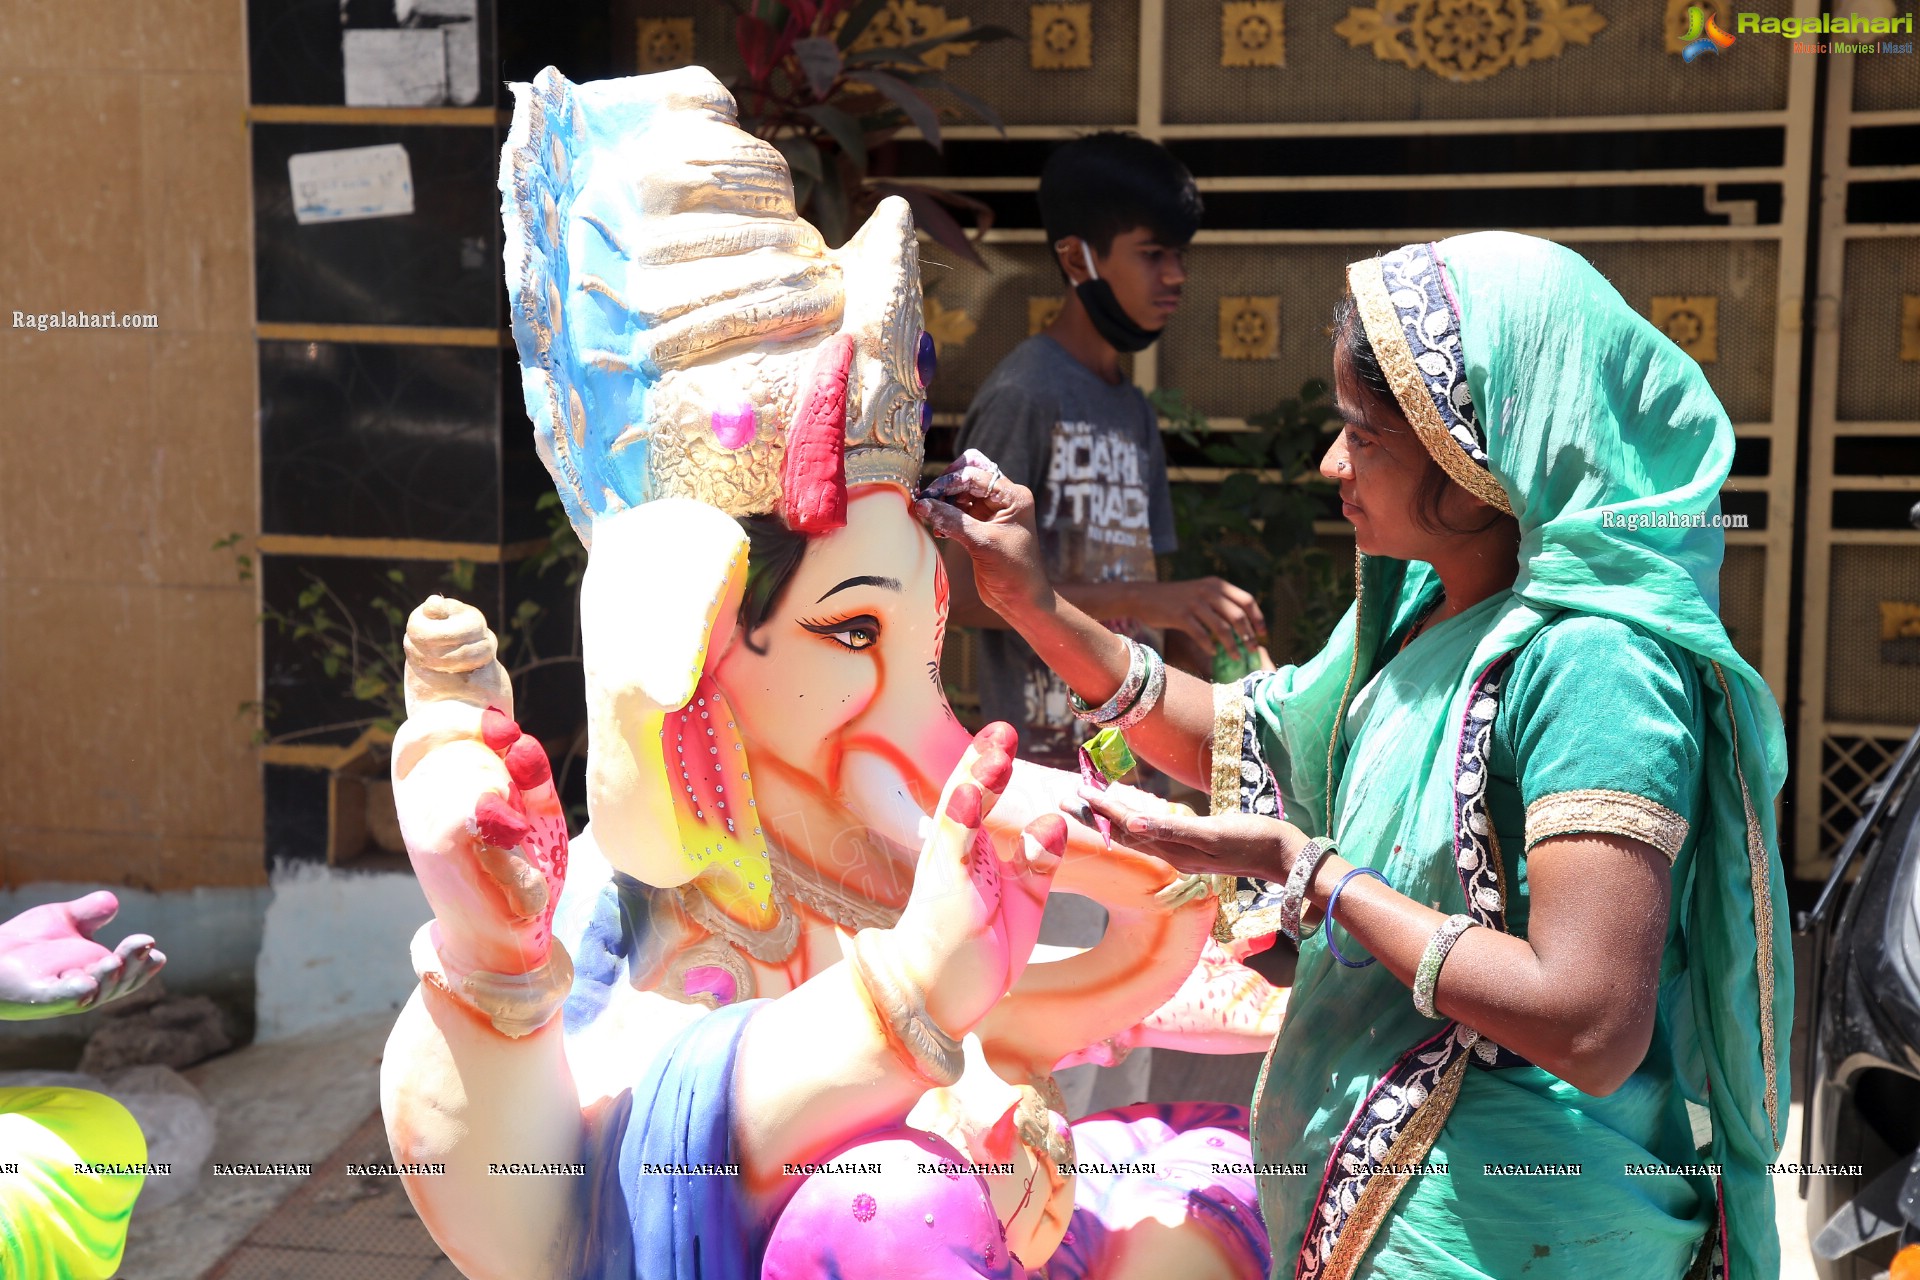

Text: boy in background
xmin=941 ymin=132 xmax=1265 ymax=1117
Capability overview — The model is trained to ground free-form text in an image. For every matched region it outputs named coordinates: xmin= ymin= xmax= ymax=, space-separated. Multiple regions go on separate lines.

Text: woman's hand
xmin=911 ymin=450 xmax=1052 ymax=622
xmin=1074 ymin=788 xmax=1305 ymax=883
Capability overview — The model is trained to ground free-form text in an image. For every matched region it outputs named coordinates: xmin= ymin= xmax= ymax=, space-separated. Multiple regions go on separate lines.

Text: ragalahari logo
xmin=1682 ymin=5 xmax=1738 ymax=60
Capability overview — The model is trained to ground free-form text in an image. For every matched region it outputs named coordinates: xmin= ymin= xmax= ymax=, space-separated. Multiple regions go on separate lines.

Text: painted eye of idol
xmin=797 ymin=614 xmax=880 ymax=651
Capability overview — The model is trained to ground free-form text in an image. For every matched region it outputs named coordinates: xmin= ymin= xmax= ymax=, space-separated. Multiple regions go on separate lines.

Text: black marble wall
xmin=251 ymin=1 xmax=606 ymax=867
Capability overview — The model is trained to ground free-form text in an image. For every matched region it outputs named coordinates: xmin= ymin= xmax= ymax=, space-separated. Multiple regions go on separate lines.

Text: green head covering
xmin=1249 ymin=232 xmax=1792 ymax=1280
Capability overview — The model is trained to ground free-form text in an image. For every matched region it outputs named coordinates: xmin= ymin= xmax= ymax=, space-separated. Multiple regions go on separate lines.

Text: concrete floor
xmin=117 ymin=1012 xmax=419 ymax=1280
xmin=121 ymin=994 xmax=1823 ymax=1279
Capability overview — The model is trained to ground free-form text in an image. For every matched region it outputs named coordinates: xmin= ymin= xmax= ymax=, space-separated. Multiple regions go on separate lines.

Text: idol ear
xmin=580 ymin=499 xmax=749 ymax=888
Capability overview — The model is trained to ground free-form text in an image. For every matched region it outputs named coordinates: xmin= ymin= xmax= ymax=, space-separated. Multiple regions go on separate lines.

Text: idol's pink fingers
xmin=996 ymin=814 xmax=1066 ymax=990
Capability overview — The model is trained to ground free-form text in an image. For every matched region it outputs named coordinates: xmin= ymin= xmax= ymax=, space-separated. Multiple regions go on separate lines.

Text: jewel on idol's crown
xmin=500 ymin=65 xmax=932 ymax=546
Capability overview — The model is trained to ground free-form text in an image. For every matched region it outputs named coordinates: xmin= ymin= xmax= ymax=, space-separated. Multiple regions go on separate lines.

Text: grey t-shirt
xmin=954 ymin=335 xmax=1177 ymax=767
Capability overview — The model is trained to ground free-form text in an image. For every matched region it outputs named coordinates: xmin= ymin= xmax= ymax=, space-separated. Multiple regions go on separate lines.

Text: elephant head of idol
xmin=501 ymin=65 xmax=970 ymax=930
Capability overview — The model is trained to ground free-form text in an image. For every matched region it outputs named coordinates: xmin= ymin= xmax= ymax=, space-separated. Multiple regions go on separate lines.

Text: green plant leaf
xmin=297 ymin=581 xmax=325 ymax=609
xmin=846 ymin=69 xmax=941 ymax=150
xmin=321 ymin=654 xmax=340 ymax=678
xmin=801 ymin=103 xmax=868 ymax=173
xmin=352 ymin=674 xmax=389 ymax=702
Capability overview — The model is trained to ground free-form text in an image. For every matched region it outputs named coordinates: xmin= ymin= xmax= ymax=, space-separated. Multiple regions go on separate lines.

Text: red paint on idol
xmin=978 ymin=721 xmax=1018 ymax=757
xmin=945 ymin=783 xmax=983 ymax=828
xmin=474 ymin=794 xmax=531 ymax=849
xmin=969 ymin=748 xmax=1011 ymax=794
xmin=780 ymin=334 xmax=854 ymax=533
xmin=505 ymin=736 xmax=552 ymax=788
xmin=1026 ymin=813 xmax=1069 ymax=856
xmin=481 ymin=706 xmax=518 ymax=752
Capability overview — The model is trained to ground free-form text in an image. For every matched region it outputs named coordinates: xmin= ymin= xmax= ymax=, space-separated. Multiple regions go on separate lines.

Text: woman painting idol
xmin=923 ymin=230 xmax=1793 ymax=1279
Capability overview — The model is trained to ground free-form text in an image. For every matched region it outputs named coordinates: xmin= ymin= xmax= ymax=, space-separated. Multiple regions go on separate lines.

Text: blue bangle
xmin=1324 ymin=867 xmax=1389 ymax=969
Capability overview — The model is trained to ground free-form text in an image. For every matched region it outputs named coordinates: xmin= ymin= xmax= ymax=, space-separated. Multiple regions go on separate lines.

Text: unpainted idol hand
xmin=0 ymin=891 xmax=164 ymax=1021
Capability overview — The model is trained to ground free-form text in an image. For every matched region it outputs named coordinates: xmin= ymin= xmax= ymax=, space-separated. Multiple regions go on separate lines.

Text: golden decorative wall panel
xmin=1332 ymin=0 xmax=1606 ymax=84
xmin=636 ymin=18 xmax=694 ymax=73
xmin=1218 ymin=295 xmax=1281 ymax=360
xmin=1221 ymin=1 xmax=1287 ymax=66
xmin=1028 ymin=296 xmax=1065 ymax=337
xmin=1030 ymin=2 xmax=1093 ymax=69
xmin=1161 ymin=0 xmax=1789 ymax=123
xmin=1651 ymin=295 xmax=1720 ymax=363
xmin=843 ymin=1 xmax=977 ymax=70
xmin=922 ymin=295 xmax=977 ymax=354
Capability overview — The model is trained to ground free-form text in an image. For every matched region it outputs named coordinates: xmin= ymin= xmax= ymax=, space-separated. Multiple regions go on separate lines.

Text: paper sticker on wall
xmin=637 ymin=18 xmax=696 ymax=73
xmin=1651 ymin=295 xmax=1718 ymax=363
xmin=289 ymin=144 xmax=415 ymax=225
xmin=1222 ymin=1 xmax=1286 ymax=66
xmin=1219 ymin=296 xmax=1281 ymax=360
xmin=342 ymin=0 xmax=480 ymax=107
xmin=1031 ymin=2 xmax=1092 ymax=69
xmin=1902 ymin=294 xmax=1920 ymax=362
xmin=1028 ymin=297 xmax=1064 ymax=335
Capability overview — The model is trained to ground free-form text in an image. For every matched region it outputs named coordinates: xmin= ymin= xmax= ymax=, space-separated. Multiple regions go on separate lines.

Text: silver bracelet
xmin=1071 ymin=638 xmax=1146 ymax=724
xmin=1413 ymin=914 xmax=1479 ymax=1019
xmin=1280 ymin=838 xmax=1337 ymax=943
xmin=1107 ymin=645 xmax=1166 ymax=732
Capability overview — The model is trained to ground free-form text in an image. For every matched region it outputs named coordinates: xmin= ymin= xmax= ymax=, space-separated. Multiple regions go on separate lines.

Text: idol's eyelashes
xmin=796 ymin=614 xmax=882 ymax=652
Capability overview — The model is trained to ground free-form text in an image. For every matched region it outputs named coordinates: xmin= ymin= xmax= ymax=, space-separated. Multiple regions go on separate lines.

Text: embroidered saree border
xmin=1525 ymin=789 xmax=1690 ymax=864
xmin=1324 ymin=1051 xmax=1473 ymax=1280
xmin=1711 ymin=662 xmax=1781 ymax=1142
xmin=1296 ymin=654 xmax=1521 ymax=1279
xmin=1212 ymin=679 xmax=1249 ymax=817
xmin=1346 ymin=249 xmax=1514 ymax=516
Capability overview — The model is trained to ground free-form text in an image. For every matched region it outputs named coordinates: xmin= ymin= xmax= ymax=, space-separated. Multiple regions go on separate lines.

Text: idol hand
xmin=882 ymin=722 xmax=1063 ymax=1038
xmin=391 ymin=598 xmax=565 ymax=983
xmin=0 ymin=892 xmax=164 ymax=1020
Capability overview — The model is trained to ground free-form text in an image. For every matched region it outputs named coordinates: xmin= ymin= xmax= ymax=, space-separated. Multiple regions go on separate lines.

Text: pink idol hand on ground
xmin=0 ymin=891 xmax=165 ymax=1021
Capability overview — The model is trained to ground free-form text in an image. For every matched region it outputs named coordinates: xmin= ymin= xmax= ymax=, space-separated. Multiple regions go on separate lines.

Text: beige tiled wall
xmin=0 ymin=1 xmax=263 ymax=890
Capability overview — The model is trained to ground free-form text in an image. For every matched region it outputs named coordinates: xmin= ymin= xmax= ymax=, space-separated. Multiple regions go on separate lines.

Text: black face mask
xmin=1072 ymin=242 xmax=1164 ymax=354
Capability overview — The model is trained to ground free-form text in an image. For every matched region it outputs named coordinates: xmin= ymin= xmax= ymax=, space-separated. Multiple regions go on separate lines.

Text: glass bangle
xmin=1071 ymin=638 xmax=1146 ymax=724
xmin=1413 ymin=913 xmax=1479 ymax=1018
xmin=1107 ymin=646 xmax=1166 ymax=732
xmin=1324 ymin=866 xmax=1389 ymax=968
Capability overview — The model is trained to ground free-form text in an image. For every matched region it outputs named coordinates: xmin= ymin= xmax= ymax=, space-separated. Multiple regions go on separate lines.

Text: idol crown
xmin=501 ymin=66 xmax=930 ymax=543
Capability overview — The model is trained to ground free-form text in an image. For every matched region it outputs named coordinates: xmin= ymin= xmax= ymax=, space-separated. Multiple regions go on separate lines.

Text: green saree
xmin=1217 ymin=233 xmax=1792 ymax=1280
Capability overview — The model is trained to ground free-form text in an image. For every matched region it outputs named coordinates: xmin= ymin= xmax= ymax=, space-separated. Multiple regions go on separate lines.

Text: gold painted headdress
xmin=501 ymin=66 xmax=933 ymax=544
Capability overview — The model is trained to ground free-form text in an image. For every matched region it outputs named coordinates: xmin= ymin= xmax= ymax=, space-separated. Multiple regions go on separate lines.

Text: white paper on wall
xmin=288 ymin=143 xmax=416 ymax=225
xmin=342 ymin=27 xmax=448 ymax=106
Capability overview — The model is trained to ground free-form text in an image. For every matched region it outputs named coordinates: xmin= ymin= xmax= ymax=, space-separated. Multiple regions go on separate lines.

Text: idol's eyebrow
xmin=816 ymin=575 xmax=902 ymax=602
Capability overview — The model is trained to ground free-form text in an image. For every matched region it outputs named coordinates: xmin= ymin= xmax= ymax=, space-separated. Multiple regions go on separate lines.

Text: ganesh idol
xmin=379 ymin=66 xmax=1286 ymax=1280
